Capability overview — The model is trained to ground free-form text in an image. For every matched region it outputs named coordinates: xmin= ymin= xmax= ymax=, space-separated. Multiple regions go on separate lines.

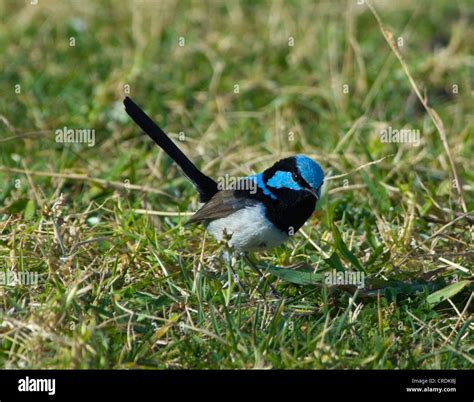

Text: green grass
xmin=0 ymin=0 xmax=472 ymax=369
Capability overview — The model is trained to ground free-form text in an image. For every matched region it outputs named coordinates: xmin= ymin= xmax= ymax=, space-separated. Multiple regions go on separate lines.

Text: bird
xmin=123 ymin=96 xmax=324 ymax=255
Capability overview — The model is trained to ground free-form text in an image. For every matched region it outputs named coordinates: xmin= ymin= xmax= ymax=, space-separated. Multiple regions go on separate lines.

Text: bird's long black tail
xmin=123 ymin=96 xmax=218 ymax=202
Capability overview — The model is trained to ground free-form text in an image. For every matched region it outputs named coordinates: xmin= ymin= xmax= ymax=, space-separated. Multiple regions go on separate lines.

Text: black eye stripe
xmin=292 ymin=172 xmax=311 ymax=188
xmin=262 ymin=157 xmax=315 ymax=190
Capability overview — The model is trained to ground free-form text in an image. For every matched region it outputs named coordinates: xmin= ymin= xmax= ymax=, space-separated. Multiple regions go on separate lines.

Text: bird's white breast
xmin=206 ymin=204 xmax=288 ymax=252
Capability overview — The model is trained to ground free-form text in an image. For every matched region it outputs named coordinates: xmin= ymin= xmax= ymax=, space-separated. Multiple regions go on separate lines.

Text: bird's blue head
xmin=258 ymin=154 xmax=324 ymax=200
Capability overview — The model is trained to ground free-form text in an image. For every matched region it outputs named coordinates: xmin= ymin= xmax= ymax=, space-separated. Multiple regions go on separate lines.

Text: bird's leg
xmin=221 ymin=232 xmax=249 ymax=297
xmin=243 ymin=253 xmax=280 ymax=299
xmin=227 ymin=253 xmax=249 ymax=297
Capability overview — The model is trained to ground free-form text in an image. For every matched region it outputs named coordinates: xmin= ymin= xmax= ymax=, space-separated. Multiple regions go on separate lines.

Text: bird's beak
xmin=304 ymin=188 xmax=319 ymax=200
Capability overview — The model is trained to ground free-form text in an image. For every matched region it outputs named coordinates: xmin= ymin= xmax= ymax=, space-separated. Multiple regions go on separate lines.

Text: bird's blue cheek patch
xmin=267 ymin=171 xmax=302 ymax=191
xmin=248 ymin=174 xmax=277 ymax=199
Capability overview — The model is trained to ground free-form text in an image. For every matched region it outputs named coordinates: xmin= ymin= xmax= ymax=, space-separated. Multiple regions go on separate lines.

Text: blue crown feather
xmin=295 ymin=155 xmax=324 ymax=189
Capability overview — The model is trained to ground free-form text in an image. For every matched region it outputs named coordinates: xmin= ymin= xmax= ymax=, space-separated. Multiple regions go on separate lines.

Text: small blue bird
xmin=124 ymin=97 xmax=324 ymax=253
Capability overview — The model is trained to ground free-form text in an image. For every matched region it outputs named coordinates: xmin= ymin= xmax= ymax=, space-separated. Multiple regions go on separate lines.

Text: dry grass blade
xmin=366 ymin=0 xmax=468 ymax=214
xmin=0 ymin=166 xmax=171 ymax=197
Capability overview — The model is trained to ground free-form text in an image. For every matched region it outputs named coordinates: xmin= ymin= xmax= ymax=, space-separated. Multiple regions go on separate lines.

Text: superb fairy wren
xmin=124 ymin=97 xmax=324 ymax=253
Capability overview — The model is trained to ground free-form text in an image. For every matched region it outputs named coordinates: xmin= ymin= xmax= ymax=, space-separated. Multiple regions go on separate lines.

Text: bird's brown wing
xmin=188 ymin=190 xmax=259 ymax=223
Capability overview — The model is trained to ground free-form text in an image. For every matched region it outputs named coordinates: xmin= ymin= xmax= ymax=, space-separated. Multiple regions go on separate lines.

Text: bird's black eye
xmin=292 ymin=171 xmax=310 ymax=189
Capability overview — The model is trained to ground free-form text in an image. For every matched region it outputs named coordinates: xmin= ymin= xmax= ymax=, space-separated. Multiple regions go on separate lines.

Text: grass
xmin=0 ymin=0 xmax=473 ymax=369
